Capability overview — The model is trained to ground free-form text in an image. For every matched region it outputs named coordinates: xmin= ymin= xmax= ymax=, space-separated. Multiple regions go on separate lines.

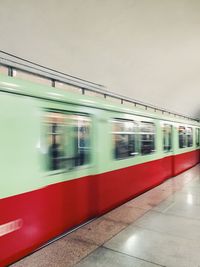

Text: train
xmin=0 ymin=69 xmax=200 ymax=266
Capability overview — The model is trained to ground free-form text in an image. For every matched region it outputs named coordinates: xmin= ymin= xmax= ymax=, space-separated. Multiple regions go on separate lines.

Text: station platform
xmin=11 ymin=165 xmax=200 ymax=267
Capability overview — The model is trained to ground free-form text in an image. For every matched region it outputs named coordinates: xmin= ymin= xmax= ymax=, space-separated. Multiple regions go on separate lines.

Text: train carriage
xmin=0 ymin=69 xmax=200 ymax=266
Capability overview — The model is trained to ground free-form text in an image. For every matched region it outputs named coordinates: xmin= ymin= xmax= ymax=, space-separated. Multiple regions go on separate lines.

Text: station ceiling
xmin=0 ymin=0 xmax=200 ymax=119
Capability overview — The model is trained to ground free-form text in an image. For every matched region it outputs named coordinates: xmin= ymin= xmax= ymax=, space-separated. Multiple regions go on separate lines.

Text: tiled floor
xmin=11 ymin=165 xmax=200 ymax=267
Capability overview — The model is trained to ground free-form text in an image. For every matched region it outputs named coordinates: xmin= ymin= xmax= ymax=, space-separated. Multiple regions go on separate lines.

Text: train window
xmin=163 ymin=124 xmax=172 ymax=152
xmin=70 ymin=114 xmax=91 ymax=167
xmin=112 ymin=119 xmax=138 ymax=160
xmin=196 ymin=128 xmax=200 ymax=147
xmin=44 ymin=112 xmax=91 ymax=172
xmin=186 ymin=127 xmax=193 ymax=147
xmin=0 ymin=65 xmax=8 ymax=74
xmin=179 ymin=126 xmax=187 ymax=148
xmin=44 ymin=112 xmax=66 ymax=171
xmin=140 ymin=122 xmax=156 ymax=155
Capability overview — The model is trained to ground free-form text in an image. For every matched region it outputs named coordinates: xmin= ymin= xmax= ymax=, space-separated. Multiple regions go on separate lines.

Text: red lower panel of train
xmin=173 ymin=150 xmax=200 ymax=176
xmin=0 ymin=150 xmax=199 ymax=266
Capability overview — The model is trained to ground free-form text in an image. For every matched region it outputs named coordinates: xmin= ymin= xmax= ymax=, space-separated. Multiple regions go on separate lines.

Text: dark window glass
xmin=163 ymin=124 xmax=172 ymax=152
xmin=44 ymin=113 xmax=66 ymax=171
xmin=196 ymin=128 xmax=200 ymax=147
xmin=179 ymin=126 xmax=186 ymax=148
xmin=140 ymin=122 xmax=156 ymax=155
xmin=112 ymin=119 xmax=138 ymax=160
xmin=73 ymin=116 xmax=91 ymax=166
xmin=44 ymin=112 xmax=91 ymax=172
xmin=186 ymin=127 xmax=193 ymax=147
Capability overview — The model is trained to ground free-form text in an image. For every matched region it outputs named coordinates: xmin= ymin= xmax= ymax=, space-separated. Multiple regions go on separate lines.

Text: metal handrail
xmin=0 ymin=50 xmax=198 ymax=122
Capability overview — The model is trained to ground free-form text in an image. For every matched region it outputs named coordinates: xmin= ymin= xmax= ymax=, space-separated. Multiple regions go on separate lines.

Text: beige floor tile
xmin=103 ymin=205 xmax=147 ymax=224
xmin=68 ymin=217 xmax=126 ymax=245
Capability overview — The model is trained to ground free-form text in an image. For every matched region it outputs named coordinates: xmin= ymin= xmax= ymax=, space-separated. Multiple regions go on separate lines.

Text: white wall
xmin=0 ymin=0 xmax=200 ymax=118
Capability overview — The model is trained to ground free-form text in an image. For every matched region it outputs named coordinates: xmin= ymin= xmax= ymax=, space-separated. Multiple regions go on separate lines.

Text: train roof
xmin=0 ymin=73 xmax=199 ymax=126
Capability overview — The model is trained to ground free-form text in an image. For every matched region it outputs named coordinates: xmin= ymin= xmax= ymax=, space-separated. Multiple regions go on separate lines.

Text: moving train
xmin=0 ymin=69 xmax=200 ymax=266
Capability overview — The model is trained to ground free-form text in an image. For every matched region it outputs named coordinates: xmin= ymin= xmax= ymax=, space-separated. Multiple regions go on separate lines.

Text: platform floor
xmin=11 ymin=165 xmax=200 ymax=267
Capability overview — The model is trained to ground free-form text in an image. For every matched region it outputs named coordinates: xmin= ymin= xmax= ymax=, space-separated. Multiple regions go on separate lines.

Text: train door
xmin=162 ymin=123 xmax=174 ymax=178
